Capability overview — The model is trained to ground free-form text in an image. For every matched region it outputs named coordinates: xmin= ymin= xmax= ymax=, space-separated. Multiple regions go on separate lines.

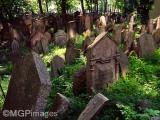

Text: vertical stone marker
xmin=153 ymin=16 xmax=160 ymax=48
xmin=2 ymin=51 xmax=51 ymax=120
xmin=85 ymin=14 xmax=91 ymax=31
xmin=86 ymin=32 xmax=119 ymax=94
xmin=67 ymin=21 xmax=77 ymax=39
xmin=138 ymin=19 xmax=155 ymax=57
xmin=78 ymin=93 xmax=109 ymax=120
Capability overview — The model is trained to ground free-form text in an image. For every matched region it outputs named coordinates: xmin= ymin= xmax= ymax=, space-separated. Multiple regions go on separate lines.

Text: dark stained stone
xmin=78 ymin=93 xmax=109 ymax=120
xmin=73 ymin=67 xmax=86 ymax=95
xmin=51 ymin=55 xmax=65 ymax=78
xmin=2 ymin=51 xmax=51 ymax=120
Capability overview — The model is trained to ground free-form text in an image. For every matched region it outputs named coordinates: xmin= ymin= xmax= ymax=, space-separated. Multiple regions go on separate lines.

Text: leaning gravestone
xmin=65 ymin=39 xmax=80 ymax=64
xmin=54 ymin=30 xmax=68 ymax=46
xmin=78 ymin=93 xmax=109 ymax=120
xmin=86 ymin=32 xmax=119 ymax=94
xmin=2 ymin=51 xmax=51 ymax=120
xmin=51 ymin=55 xmax=65 ymax=78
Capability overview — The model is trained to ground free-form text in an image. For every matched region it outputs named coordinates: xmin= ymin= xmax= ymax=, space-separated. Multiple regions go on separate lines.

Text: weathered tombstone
xmin=41 ymin=31 xmax=51 ymax=53
xmin=82 ymin=30 xmax=95 ymax=55
xmin=54 ymin=30 xmax=68 ymax=46
xmin=78 ymin=93 xmax=109 ymax=120
xmin=99 ymin=16 xmax=107 ymax=33
xmin=48 ymin=93 xmax=70 ymax=120
xmin=146 ymin=19 xmax=154 ymax=34
xmin=73 ymin=67 xmax=86 ymax=95
xmin=112 ymin=24 xmax=122 ymax=44
xmin=86 ymin=32 xmax=119 ymax=94
xmin=51 ymin=55 xmax=65 ymax=78
xmin=2 ymin=51 xmax=51 ymax=120
xmin=85 ymin=14 xmax=91 ymax=31
xmin=10 ymin=39 xmax=21 ymax=63
xmin=32 ymin=18 xmax=45 ymax=33
xmin=153 ymin=17 xmax=160 ymax=48
xmin=138 ymin=32 xmax=155 ymax=57
xmin=123 ymin=29 xmax=134 ymax=55
xmin=77 ymin=14 xmax=85 ymax=34
xmin=156 ymin=16 xmax=160 ymax=30
xmin=153 ymin=28 xmax=160 ymax=48
xmin=65 ymin=39 xmax=80 ymax=64
xmin=119 ymin=51 xmax=128 ymax=78
xmin=67 ymin=21 xmax=77 ymax=39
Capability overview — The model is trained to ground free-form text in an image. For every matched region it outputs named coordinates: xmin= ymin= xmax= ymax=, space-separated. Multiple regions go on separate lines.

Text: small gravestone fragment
xmin=78 ymin=93 xmax=109 ymax=120
xmin=51 ymin=55 xmax=65 ymax=78
xmin=48 ymin=93 xmax=70 ymax=120
xmin=73 ymin=67 xmax=86 ymax=95
xmin=2 ymin=51 xmax=51 ymax=120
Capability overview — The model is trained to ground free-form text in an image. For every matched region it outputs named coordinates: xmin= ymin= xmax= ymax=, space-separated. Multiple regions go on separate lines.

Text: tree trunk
xmin=37 ymin=0 xmax=43 ymax=14
xmin=80 ymin=0 xmax=85 ymax=14
xmin=61 ymin=0 xmax=67 ymax=15
xmin=46 ymin=0 xmax=49 ymax=12
xmin=104 ymin=0 xmax=107 ymax=13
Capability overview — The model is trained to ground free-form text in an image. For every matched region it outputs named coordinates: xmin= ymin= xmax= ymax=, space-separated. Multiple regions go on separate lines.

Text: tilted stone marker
xmin=54 ymin=30 xmax=68 ymax=46
xmin=78 ymin=93 xmax=109 ymax=120
xmin=48 ymin=93 xmax=70 ymax=120
xmin=86 ymin=32 xmax=120 ymax=94
xmin=2 ymin=51 xmax=51 ymax=120
xmin=51 ymin=55 xmax=65 ymax=78
xmin=65 ymin=39 xmax=80 ymax=64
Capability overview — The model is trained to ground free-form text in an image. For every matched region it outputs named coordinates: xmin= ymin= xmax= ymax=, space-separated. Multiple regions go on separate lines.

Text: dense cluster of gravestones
xmin=0 ymin=12 xmax=160 ymax=119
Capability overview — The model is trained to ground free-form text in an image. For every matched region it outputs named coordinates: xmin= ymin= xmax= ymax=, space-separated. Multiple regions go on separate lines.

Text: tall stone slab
xmin=138 ymin=33 xmax=155 ymax=57
xmin=2 ymin=51 xmax=51 ymax=120
xmin=86 ymin=32 xmax=119 ymax=94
